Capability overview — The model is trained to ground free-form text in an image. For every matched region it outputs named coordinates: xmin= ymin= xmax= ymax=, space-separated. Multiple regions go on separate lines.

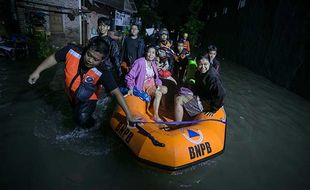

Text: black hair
xmin=144 ymin=45 xmax=156 ymax=56
xmin=131 ymin=23 xmax=141 ymax=30
xmin=86 ymin=37 xmax=110 ymax=57
xmin=159 ymin=28 xmax=169 ymax=38
xmin=200 ymin=55 xmax=210 ymax=62
xmin=207 ymin=45 xmax=217 ymax=52
xmin=97 ymin=17 xmax=111 ymax=26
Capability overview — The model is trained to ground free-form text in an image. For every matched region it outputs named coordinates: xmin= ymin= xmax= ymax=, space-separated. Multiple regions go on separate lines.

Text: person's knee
xmin=175 ymin=95 xmax=184 ymax=106
xmin=155 ymin=90 xmax=162 ymax=98
xmin=160 ymin=85 xmax=168 ymax=94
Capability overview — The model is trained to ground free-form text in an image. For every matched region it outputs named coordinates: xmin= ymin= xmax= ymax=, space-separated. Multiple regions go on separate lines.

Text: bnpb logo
xmin=85 ymin=76 xmax=94 ymax=83
xmin=180 ymin=128 xmax=204 ymax=145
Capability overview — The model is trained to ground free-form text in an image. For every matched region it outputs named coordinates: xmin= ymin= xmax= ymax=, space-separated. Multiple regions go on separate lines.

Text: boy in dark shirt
xmin=173 ymin=41 xmax=189 ymax=84
xmin=89 ymin=17 xmax=122 ymax=79
xmin=121 ymin=24 xmax=145 ymax=74
xmin=205 ymin=45 xmax=220 ymax=72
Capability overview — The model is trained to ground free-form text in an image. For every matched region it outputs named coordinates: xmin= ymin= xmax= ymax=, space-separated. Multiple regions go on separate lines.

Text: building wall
xmin=17 ymin=0 xmax=81 ymax=46
xmin=0 ymin=0 xmax=10 ymax=36
xmin=62 ymin=0 xmax=80 ymax=44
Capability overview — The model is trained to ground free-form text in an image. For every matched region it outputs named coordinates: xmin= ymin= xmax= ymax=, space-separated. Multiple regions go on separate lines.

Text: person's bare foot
xmin=158 ymin=124 xmax=170 ymax=131
xmin=152 ymin=116 xmax=163 ymax=122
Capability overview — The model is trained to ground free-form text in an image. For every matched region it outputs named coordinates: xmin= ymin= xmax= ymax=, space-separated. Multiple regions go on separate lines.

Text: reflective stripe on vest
xmin=65 ymin=49 xmax=102 ymax=100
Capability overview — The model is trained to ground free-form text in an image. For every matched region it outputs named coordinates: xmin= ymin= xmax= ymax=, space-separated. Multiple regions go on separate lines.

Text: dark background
xmin=155 ymin=0 xmax=309 ymax=100
xmin=1 ymin=0 xmax=309 ymax=100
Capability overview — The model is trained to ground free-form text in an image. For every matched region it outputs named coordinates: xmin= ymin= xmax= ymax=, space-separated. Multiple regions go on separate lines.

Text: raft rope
xmin=136 ymin=124 xmax=165 ymax=147
xmin=134 ymin=118 xmax=226 ymax=125
xmin=131 ymin=118 xmax=226 ymax=148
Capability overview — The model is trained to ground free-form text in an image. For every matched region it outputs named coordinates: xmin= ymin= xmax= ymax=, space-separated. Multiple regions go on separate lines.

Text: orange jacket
xmin=160 ymin=40 xmax=172 ymax=49
xmin=64 ymin=49 xmax=102 ymax=100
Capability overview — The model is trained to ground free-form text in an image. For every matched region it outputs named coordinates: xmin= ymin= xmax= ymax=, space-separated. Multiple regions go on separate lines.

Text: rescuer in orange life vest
xmin=28 ymin=37 xmax=137 ymax=128
xmin=180 ymin=32 xmax=190 ymax=53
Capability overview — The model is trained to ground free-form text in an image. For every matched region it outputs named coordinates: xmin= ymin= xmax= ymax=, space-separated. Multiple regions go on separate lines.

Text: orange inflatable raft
xmin=110 ymin=95 xmax=227 ymax=170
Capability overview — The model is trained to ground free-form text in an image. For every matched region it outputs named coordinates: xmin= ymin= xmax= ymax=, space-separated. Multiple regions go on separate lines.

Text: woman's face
xmin=146 ymin=47 xmax=156 ymax=61
xmin=198 ymin=58 xmax=210 ymax=73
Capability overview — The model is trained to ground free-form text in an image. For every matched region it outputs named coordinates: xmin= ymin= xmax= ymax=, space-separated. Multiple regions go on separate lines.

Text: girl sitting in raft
xmin=125 ymin=46 xmax=168 ymax=122
xmin=156 ymin=47 xmax=177 ymax=85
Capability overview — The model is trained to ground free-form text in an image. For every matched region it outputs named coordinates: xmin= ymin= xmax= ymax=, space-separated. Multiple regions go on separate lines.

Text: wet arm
xmin=28 ymin=53 xmax=58 ymax=84
xmin=110 ymin=88 xmax=134 ymax=121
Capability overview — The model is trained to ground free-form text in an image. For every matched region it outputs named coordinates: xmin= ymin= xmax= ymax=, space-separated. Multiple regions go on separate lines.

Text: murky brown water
xmin=0 ymin=57 xmax=309 ymax=190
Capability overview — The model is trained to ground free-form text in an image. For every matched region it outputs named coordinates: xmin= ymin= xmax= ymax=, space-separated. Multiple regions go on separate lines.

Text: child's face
xmin=198 ymin=58 xmax=210 ymax=73
xmin=177 ymin=43 xmax=184 ymax=52
xmin=161 ymin=34 xmax=168 ymax=41
xmin=183 ymin=33 xmax=188 ymax=39
xmin=208 ymin=50 xmax=217 ymax=60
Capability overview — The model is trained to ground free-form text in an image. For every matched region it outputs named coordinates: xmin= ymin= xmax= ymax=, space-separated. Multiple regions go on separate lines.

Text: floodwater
xmin=0 ymin=56 xmax=309 ymax=190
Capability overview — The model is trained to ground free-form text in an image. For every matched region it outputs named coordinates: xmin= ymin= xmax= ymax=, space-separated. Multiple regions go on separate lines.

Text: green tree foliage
xmin=35 ymin=32 xmax=54 ymax=59
xmin=136 ymin=0 xmax=161 ymax=29
xmin=181 ymin=0 xmax=205 ymax=48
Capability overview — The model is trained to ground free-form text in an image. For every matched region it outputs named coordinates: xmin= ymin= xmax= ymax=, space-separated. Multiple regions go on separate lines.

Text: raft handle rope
xmin=130 ymin=118 xmax=226 ymax=147
xmin=129 ymin=118 xmax=165 ymax=147
xmin=134 ymin=118 xmax=226 ymax=125
xmin=134 ymin=123 xmax=165 ymax=147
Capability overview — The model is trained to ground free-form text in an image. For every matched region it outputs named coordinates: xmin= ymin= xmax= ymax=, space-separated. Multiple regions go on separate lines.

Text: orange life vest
xmin=160 ymin=40 xmax=172 ymax=49
xmin=64 ymin=49 xmax=102 ymax=100
xmin=174 ymin=53 xmax=186 ymax=62
xmin=183 ymin=40 xmax=190 ymax=52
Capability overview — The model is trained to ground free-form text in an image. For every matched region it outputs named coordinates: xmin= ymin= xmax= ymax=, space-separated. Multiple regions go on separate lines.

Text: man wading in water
xmin=28 ymin=37 xmax=138 ymax=130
